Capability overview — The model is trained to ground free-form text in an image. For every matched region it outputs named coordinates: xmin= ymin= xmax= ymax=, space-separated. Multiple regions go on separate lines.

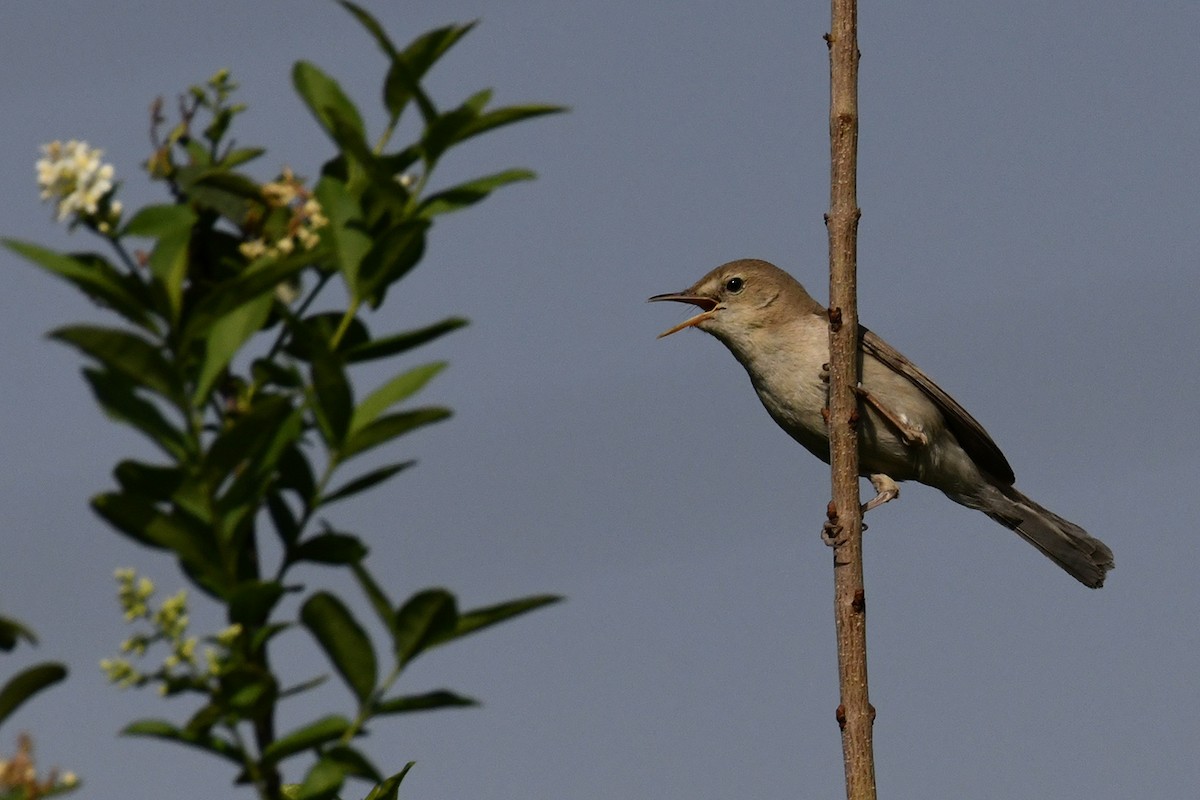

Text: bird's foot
xmin=821 ymin=519 xmax=845 ymax=547
xmin=862 ymin=473 xmax=900 ymax=513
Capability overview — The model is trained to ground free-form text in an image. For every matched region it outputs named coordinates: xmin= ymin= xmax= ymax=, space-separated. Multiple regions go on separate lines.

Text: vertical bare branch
xmin=825 ymin=0 xmax=876 ymax=798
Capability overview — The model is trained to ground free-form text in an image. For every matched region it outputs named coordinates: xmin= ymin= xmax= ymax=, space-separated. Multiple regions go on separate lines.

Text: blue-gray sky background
xmin=2 ymin=2 xmax=1197 ymax=798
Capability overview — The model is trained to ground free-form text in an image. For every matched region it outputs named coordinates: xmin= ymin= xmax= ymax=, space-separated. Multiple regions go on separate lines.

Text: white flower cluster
xmin=102 ymin=568 xmax=206 ymax=691
xmin=239 ymin=167 xmax=328 ymax=261
xmin=36 ymin=139 xmax=123 ymax=230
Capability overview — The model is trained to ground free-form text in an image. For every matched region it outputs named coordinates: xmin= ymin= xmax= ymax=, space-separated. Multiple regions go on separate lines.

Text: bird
xmin=649 ymin=258 xmax=1114 ymax=588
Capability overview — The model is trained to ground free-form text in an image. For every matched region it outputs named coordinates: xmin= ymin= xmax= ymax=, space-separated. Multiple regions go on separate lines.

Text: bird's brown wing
xmin=859 ymin=326 xmax=1016 ymax=484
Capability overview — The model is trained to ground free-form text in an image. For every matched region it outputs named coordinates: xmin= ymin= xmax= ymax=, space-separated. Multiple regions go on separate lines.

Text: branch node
xmin=823 ymin=32 xmax=833 ymax=48
xmin=836 ymin=704 xmax=847 ymax=730
xmin=828 ymin=306 xmax=843 ymax=331
xmin=851 ymin=589 xmax=865 ymax=614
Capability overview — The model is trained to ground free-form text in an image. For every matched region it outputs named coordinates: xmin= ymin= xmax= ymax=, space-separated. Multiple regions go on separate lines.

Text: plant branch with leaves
xmin=5 ymin=4 xmax=562 ymax=800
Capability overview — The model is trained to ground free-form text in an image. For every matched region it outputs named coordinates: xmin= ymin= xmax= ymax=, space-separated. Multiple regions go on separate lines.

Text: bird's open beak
xmin=647 ymin=292 xmax=719 ymax=338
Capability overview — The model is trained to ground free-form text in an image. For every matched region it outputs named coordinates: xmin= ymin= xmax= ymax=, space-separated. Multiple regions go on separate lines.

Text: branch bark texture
xmin=825 ymin=0 xmax=876 ymax=798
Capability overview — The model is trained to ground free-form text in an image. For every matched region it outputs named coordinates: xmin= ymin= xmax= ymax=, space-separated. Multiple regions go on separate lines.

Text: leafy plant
xmin=5 ymin=4 xmax=562 ymax=799
xmin=0 ymin=617 xmax=66 ymax=736
xmin=0 ymin=615 xmax=75 ymax=799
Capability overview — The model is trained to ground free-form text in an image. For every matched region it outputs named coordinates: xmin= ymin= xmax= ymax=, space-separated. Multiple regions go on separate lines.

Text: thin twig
xmin=825 ymin=0 xmax=876 ymax=798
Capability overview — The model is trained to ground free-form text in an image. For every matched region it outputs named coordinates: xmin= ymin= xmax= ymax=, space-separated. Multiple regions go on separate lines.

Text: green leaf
xmin=372 ymin=689 xmax=477 ymax=716
xmin=342 ymin=407 xmax=451 ymax=460
xmin=459 ymin=103 xmax=566 ymax=142
xmin=51 ymin=325 xmax=181 ymax=404
xmin=293 ymin=61 xmax=366 ymax=146
xmin=188 ymin=169 xmax=263 ymax=199
xmin=323 ymin=743 xmax=383 ymax=783
xmin=291 ymin=532 xmax=369 ymax=566
xmin=419 ymin=97 xmax=484 ymax=166
xmin=252 ymin=357 xmax=305 ymax=390
xmin=261 ymin=714 xmax=353 ymax=765
xmin=357 ymin=220 xmax=428 ymax=309
xmin=247 ymin=624 xmax=292 ymax=655
xmin=351 ymin=563 xmax=397 ymax=641
xmin=294 ymin=757 xmax=345 ymax=800
xmin=429 ymin=98 xmax=566 ymax=165
xmin=183 ymin=138 xmax=212 ymax=168
xmin=314 ymin=175 xmax=372 ymax=300
xmin=221 ymin=147 xmax=266 ymax=169
xmin=122 ymin=718 xmax=247 ymax=765
xmin=277 ymin=444 xmax=317 ymax=503
xmin=2 ymin=239 xmax=155 ymax=330
xmin=333 ymin=127 xmax=413 ymax=217
xmin=463 ymin=87 xmax=493 ymax=114
xmin=0 ymin=615 xmax=37 ymax=651
xmin=205 ymin=395 xmax=300 ymax=487
xmin=121 ymin=203 xmax=197 ymax=239
xmin=377 ymin=144 xmax=421 ymax=181
xmin=343 ymin=317 xmax=467 ymax=364
xmin=284 ymin=311 xmax=371 ymax=362
xmin=332 ymin=128 xmax=380 ymax=197
xmin=267 ymin=491 xmax=301 ymax=549
xmin=423 ymin=99 xmax=564 ymax=166
xmin=180 ymin=168 xmax=262 ymax=229
xmin=83 ymin=368 xmax=190 ymax=460
xmin=310 ymin=355 xmax=353 ymax=448
xmin=228 ymin=580 xmax=285 ymax=627
xmin=363 ymin=763 xmax=414 ymax=800
xmin=138 ymin=206 xmax=197 ymax=323
xmin=321 ymin=461 xmax=415 ymax=506
xmin=218 ymin=412 xmax=306 ymax=514
xmin=385 ymin=22 xmax=477 ymax=122
xmin=279 ymin=673 xmax=328 ymax=700
xmin=419 ymin=168 xmax=536 ymax=218
xmin=184 ymin=250 xmax=314 ymax=346
xmin=193 ymin=290 xmax=273 ymax=404
xmin=432 ymin=594 xmax=562 ymax=648
xmin=175 ymin=476 xmax=215 ymax=524
xmin=92 ymin=490 xmax=225 ymax=597
xmin=91 ymin=492 xmax=218 ymax=574
xmin=393 ymin=589 xmax=457 ymax=666
xmin=300 ymin=592 xmax=377 ymax=702
xmin=339 ymin=1 xmax=397 ymax=57
xmin=203 ymin=107 xmax=237 ymax=150
xmin=351 ymin=363 xmax=445 ymax=435
xmin=114 ymin=460 xmax=184 ymax=501
xmin=218 ymin=665 xmax=277 ymax=713
xmin=0 ymin=663 xmax=67 ymax=728
xmin=184 ymin=702 xmax=223 ymax=734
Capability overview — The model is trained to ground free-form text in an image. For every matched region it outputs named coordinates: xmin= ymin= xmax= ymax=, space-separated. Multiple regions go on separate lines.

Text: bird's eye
xmin=725 ymin=277 xmax=744 ymax=293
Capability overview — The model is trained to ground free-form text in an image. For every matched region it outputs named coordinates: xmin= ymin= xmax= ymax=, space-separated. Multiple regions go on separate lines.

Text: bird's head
xmin=649 ymin=259 xmax=823 ymax=342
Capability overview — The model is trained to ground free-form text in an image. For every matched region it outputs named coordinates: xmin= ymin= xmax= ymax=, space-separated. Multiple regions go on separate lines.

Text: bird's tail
xmin=954 ymin=481 xmax=1115 ymax=588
